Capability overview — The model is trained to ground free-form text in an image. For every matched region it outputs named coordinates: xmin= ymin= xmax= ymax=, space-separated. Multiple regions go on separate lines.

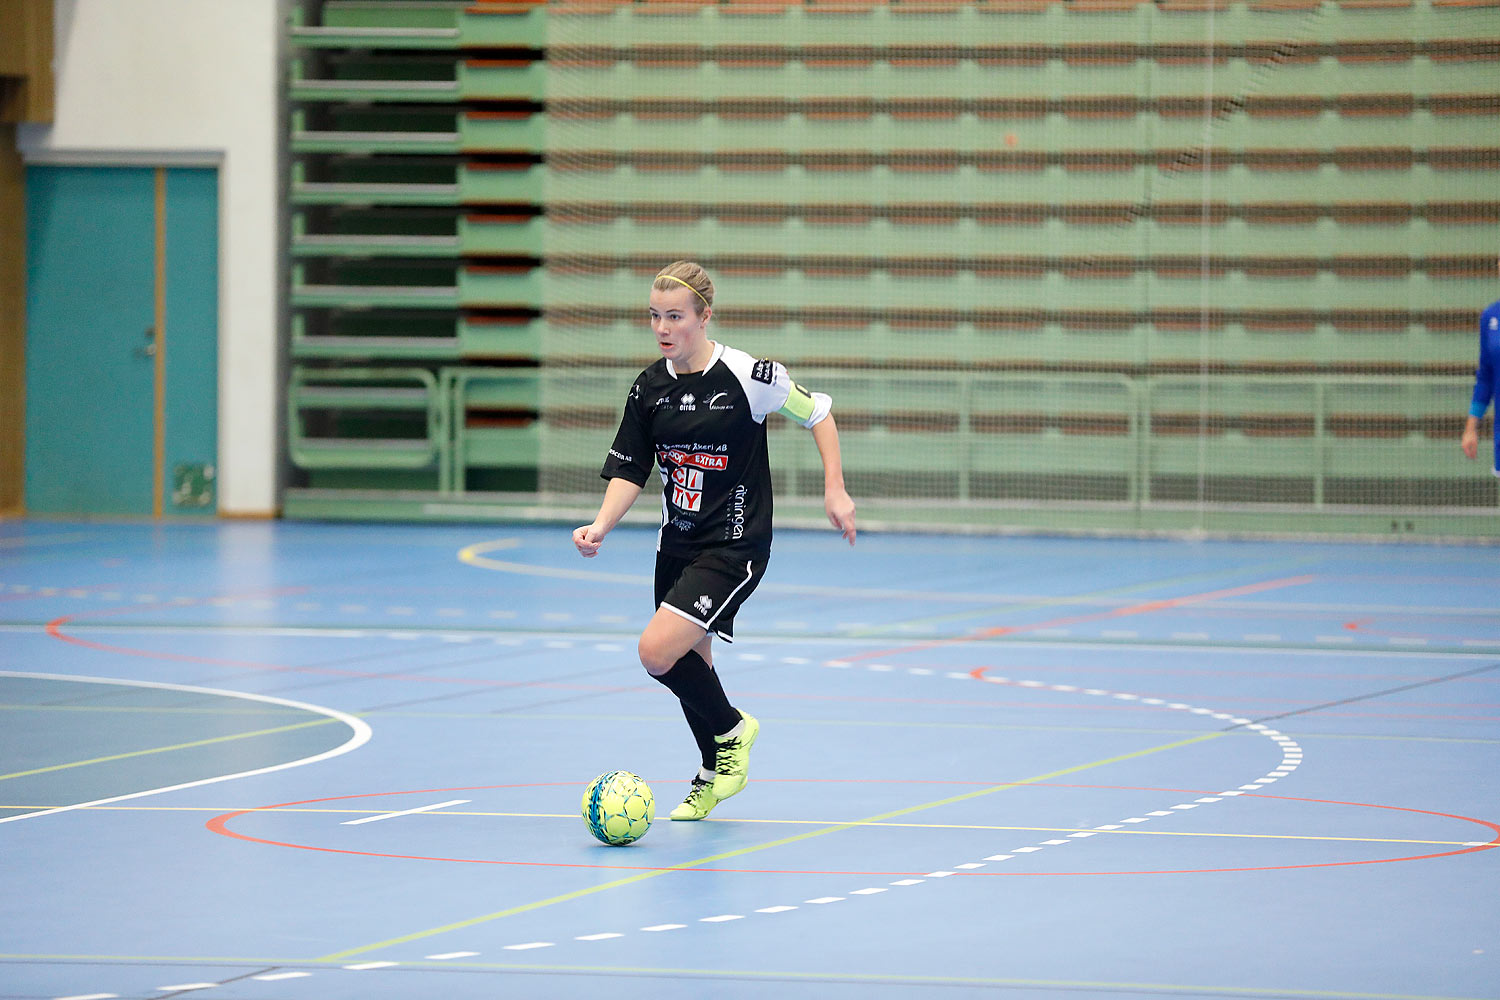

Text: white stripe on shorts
xmin=658 ymin=559 xmax=758 ymax=643
xmin=703 ymin=560 xmax=757 ymax=635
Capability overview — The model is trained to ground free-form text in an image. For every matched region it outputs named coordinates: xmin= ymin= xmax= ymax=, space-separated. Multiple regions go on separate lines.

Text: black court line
xmin=1240 ymin=660 xmax=1500 ymax=729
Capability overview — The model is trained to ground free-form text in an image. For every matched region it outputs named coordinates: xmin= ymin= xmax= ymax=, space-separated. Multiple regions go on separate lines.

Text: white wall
xmin=18 ymin=0 xmax=283 ymax=516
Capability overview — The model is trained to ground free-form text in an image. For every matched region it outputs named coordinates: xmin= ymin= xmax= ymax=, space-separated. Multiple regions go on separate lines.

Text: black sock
xmin=680 ymin=701 xmax=718 ymax=773
xmin=653 ymin=649 xmax=740 ymax=736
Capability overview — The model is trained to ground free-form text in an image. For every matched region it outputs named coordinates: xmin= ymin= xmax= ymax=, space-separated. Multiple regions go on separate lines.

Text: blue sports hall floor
xmin=1 ymin=519 xmax=1497 ymax=1000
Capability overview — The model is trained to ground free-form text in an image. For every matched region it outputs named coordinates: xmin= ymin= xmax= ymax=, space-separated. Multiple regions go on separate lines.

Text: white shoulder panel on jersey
xmin=719 ymin=344 xmax=789 ymax=422
xmin=719 ymin=344 xmax=832 ymax=427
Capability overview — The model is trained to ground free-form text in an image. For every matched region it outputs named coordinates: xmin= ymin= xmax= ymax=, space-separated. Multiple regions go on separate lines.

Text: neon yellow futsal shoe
xmin=711 ymin=711 xmax=759 ymax=800
xmin=668 ymin=775 xmax=719 ymax=821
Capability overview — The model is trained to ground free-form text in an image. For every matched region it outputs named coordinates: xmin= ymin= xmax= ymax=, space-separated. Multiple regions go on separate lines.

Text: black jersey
xmin=601 ymin=343 xmax=831 ymax=556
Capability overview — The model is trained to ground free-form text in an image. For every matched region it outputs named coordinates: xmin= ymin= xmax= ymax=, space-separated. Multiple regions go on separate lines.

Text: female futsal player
xmin=573 ymin=260 xmax=857 ymax=820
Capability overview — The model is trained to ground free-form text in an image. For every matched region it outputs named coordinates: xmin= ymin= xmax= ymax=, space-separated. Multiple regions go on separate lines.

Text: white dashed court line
xmin=38 ymin=638 xmax=1324 ymax=998
xmin=20 ymin=570 xmax=1500 ymax=1000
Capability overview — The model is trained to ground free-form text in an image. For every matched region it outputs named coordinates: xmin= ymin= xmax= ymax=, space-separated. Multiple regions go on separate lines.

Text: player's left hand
xmin=573 ymin=523 xmax=606 ymax=557
xmin=1461 ymin=425 xmax=1480 ymax=460
xmin=825 ymin=487 xmax=857 ymax=546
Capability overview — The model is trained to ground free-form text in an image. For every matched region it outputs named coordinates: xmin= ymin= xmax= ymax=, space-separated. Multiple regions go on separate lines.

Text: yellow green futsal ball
xmin=581 ymin=770 xmax=655 ymax=846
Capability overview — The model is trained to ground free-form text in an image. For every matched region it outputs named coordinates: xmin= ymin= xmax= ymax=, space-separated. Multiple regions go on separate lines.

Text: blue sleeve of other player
xmin=1472 ymin=306 xmax=1499 ymax=418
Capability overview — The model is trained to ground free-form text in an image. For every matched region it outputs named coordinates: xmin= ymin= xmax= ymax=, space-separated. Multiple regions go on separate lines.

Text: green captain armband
xmin=778 ymin=381 xmax=818 ymax=426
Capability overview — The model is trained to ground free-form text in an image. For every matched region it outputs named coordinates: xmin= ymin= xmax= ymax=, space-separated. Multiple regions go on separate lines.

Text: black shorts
xmin=654 ymin=547 xmax=769 ymax=643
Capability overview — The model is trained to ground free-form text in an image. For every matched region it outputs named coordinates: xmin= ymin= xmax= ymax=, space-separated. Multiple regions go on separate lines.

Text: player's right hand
xmin=1461 ymin=426 xmax=1479 ymax=460
xmin=573 ymin=524 xmax=605 ymax=558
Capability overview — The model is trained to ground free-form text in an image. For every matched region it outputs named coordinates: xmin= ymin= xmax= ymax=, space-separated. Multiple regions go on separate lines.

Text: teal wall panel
xmin=24 ymin=165 xmax=219 ymax=516
xmin=164 ymin=167 xmax=220 ymax=510
xmin=25 ymin=166 xmax=156 ymax=515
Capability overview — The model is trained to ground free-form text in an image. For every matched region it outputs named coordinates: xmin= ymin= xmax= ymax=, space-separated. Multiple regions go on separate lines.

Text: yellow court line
xmin=0 ymin=956 xmax=1487 ymax=1000
xmin=0 ymin=703 xmax=303 ymax=717
xmin=0 ymin=718 xmax=340 ymax=782
xmin=319 ymin=729 xmax=1224 ymax=960
xmin=459 ymin=537 xmax=650 ymax=585
xmin=1 ymin=802 xmax=1486 ymax=848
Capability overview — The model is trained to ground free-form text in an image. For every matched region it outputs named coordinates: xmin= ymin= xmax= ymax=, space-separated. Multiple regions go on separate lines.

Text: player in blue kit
xmin=574 ymin=260 xmax=857 ymax=821
xmin=1460 ymin=259 xmax=1500 ymax=475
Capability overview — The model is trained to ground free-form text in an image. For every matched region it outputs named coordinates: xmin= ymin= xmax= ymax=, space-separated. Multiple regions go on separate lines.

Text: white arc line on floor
xmin=938 ymin=669 xmax=1305 ymax=873
xmin=333 ymin=658 xmax=1311 ymax=962
xmin=0 ymin=672 xmax=372 ymax=826
xmin=342 ymin=799 xmax=470 ymax=826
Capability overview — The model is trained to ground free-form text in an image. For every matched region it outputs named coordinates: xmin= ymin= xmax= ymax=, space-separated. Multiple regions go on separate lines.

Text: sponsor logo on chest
xmin=659 ymin=448 xmax=729 ymax=513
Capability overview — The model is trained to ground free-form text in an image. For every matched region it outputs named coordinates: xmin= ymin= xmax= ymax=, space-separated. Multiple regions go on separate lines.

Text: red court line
xmin=204 ymin=779 xmax=1499 ymax=877
xmin=1343 ymin=619 xmax=1500 ymax=645
xmin=839 ymin=574 xmax=1319 ymax=664
xmin=41 ymin=588 xmax=317 ymax=672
